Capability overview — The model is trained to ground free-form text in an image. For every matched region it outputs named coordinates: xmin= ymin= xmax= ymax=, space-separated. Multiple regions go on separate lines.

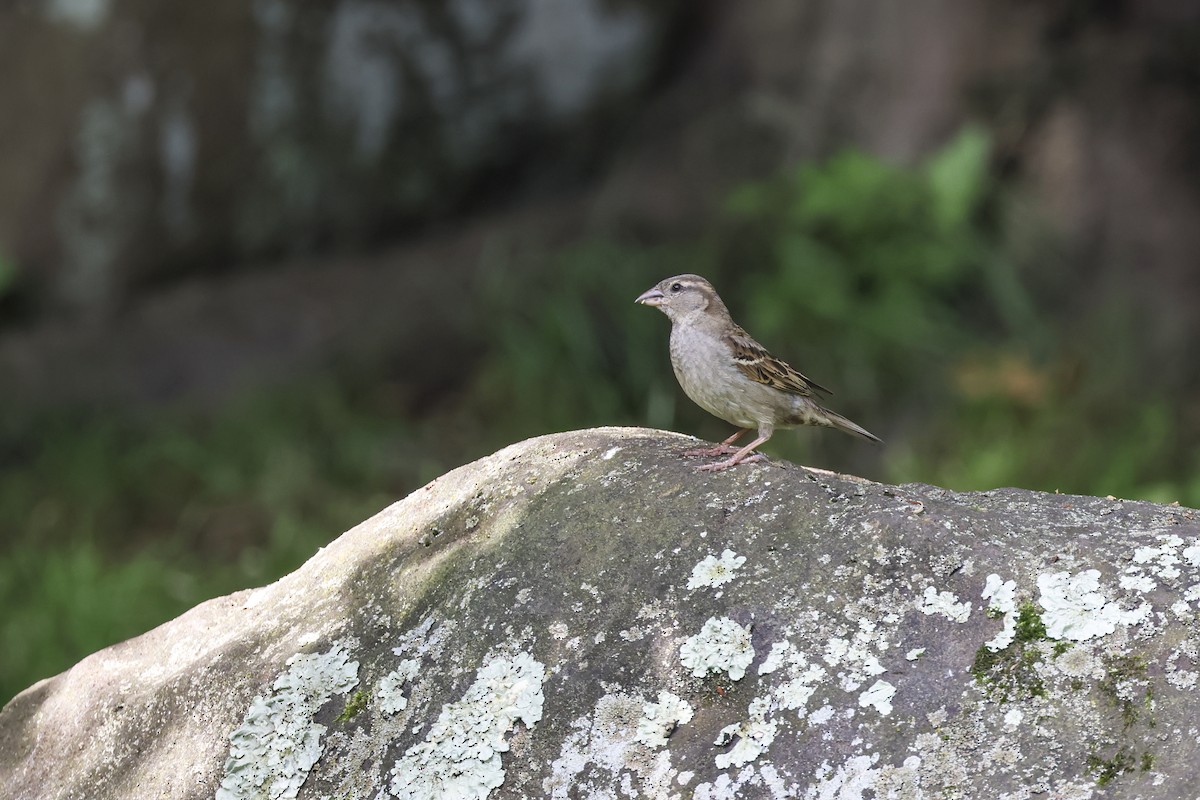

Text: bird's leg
xmin=683 ymin=428 xmax=749 ymax=458
xmin=696 ymin=433 xmax=771 ymax=473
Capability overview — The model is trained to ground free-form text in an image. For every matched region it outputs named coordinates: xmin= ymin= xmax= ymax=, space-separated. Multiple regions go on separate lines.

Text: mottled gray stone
xmin=2 ymin=428 xmax=1198 ymax=799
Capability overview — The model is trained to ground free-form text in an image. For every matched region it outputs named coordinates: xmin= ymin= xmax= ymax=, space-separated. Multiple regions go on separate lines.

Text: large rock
xmin=2 ymin=427 xmax=1198 ymax=798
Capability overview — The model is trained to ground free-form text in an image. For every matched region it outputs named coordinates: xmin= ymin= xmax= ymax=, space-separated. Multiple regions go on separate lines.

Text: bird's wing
xmin=726 ymin=326 xmax=832 ymax=397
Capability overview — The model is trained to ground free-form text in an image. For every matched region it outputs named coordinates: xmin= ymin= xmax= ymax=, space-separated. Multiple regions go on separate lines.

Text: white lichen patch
xmin=809 ymin=755 xmax=878 ymax=800
xmin=388 ymin=652 xmax=545 ymax=799
xmin=714 ymin=700 xmax=779 ymax=770
xmin=918 ymin=586 xmax=972 ymax=623
xmin=808 ymin=705 xmax=835 ymax=726
xmin=982 ymin=574 xmax=1018 ymax=652
xmin=905 ymin=648 xmax=925 ymax=661
xmin=821 ymin=627 xmax=886 ymax=693
xmin=1038 ymin=570 xmax=1150 ymax=641
xmin=378 ymin=659 xmax=421 ymax=715
xmin=1051 ymin=644 xmax=1101 ymax=680
xmin=1119 ymin=571 xmax=1157 ymax=593
xmin=1166 ymin=668 xmax=1198 ymax=691
xmin=756 ymin=639 xmax=828 ymax=716
xmin=635 ymin=691 xmax=695 ymax=749
xmin=823 ymin=637 xmax=850 ymax=666
xmin=804 ymin=753 xmax=922 ymax=800
xmin=1003 ymin=708 xmax=1024 ymax=729
xmin=981 ymin=574 xmax=1016 ymax=614
xmin=1119 ymin=534 xmax=1193 ymax=594
xmin=774 ymin=669 xmax=825 ymax=714
xmin=858 ymin=679 xmax=896 ymax=716
xmin=216 ymin=643 xmax=360 ymax=800
xmin=687 ymin=550 xmax=747 ymax=590
xmin=680 ymin=617 xmax=754 ymax=681
xmin=391 ymin=615 xmax=455 ymax=662
xmin=1132 ymin=535 xmax=1186 ymax=580
xmin=759 ymin=641 xmax=792 ymax=675
xmin=545 ymin=693 xmax=682 ymax=799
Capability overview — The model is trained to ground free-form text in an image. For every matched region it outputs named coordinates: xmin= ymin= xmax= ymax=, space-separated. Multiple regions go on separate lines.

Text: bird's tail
xmin=822 ymin=409 xmax=883 ymax=444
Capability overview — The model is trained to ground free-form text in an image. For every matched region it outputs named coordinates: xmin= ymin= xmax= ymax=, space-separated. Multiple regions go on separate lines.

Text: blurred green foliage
xmin=1 ymin=384 xmax=431 ymax=704
xmin=474 ymin=240 xmax=705 ymax=437
xmin=472 ymin=126 xmax=1197 ymax=497
xmin=3 ymin=127 xmax=1197 ymax=706
xmin=475 ymin=128 xmax=1028 ymax=470
xmin=736 ymin=128 xmax=1037 ymax=346
xmin=725 ymin=131 xmax=1005 ymax=399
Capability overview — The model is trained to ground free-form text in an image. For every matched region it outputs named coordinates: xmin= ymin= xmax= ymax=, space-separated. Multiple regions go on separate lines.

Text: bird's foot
xmin=682 ymin=443 xmax=742 ymax=458
xmin=696 ymin=453 xmax=766 ymax=473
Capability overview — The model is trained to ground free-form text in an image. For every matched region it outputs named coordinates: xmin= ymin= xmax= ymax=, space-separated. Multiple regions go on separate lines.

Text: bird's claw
xmin=695 ymin=453 xmax=766 ymax=472
xmin=682 ymin=444 xmax=741 ymax=458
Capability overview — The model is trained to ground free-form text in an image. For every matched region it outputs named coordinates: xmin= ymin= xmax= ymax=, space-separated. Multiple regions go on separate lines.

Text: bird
xmin=635 ymin=274 xmax=881 ymax=472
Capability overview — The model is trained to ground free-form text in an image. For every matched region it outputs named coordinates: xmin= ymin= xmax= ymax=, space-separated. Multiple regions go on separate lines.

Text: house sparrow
xmin=636 ymin=274 xmax=881 ymax=472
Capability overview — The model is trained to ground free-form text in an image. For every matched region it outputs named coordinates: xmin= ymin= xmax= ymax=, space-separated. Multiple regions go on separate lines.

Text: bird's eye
xmin=670 ymin=283 xmax=683 ymax=293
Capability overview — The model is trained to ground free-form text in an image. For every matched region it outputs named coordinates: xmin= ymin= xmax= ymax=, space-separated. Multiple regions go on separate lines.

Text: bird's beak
xmin=635 ymin=287 xmax=664 ymax=306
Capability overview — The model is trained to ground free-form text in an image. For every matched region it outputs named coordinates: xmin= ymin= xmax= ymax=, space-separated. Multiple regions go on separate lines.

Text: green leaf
xmin=927 ymin=126 xmax=991 ymax=230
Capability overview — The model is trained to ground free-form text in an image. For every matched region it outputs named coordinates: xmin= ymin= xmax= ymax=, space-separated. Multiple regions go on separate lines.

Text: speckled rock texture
xmin=2 ymin=427 xmax=1199 ymax=799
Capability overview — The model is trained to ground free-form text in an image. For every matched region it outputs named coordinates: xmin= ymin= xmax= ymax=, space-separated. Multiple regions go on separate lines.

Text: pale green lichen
xmin=377 ymin=659 xmax=421 ymax=715
xmin=216 ymin=643 xmax=359 ymax=800
xmin=680 ymin=617 xmax=754 ymax=681
xmin=634 ymin=691 xmax=694 ymax=748
xmin=756 ymin=639 xmax=827 ymax=718
xmin=543 ymin=693 xmax=670 ymax=797
xmin=713 ymin=698 xmax=777 ymax=769
xmin=981 ymin=574 xmax=1017 ymax=651
xmin=687 ymin=550 xmax=747 ymax=590
xmin=918 ymin=585 xmax=972 ymax=623
xmin=858 ymin=679 xmax=896 ymax=716
xmin=805 ymin=753 xmax=922 ymax=799
xmin=820 ymin=625 xmax=887 ymax=693
xmin=758 ymin=641 xmax=792 ymax=676
xmin=1038 ymin=570 xmax=1149 ymax=641
xmin=387 ymin=651 xmax=545 ymax=799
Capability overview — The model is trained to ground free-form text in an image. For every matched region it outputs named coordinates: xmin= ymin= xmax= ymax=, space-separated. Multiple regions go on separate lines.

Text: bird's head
xmin=635 ymin=274 xmax=729 ymax=323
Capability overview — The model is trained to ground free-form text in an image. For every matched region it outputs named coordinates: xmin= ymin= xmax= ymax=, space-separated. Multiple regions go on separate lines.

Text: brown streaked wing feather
xmin=726 ymin=327 xmax=832 ymax=397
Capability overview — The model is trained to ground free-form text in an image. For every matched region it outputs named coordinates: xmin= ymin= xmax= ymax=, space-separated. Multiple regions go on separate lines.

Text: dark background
xmin=2 ymin=0 xmax=1198 ymax=706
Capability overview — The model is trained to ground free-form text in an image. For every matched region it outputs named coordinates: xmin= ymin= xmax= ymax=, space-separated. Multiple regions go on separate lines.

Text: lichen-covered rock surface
xmin=2 ymin=427 xmax=1199 ymax=799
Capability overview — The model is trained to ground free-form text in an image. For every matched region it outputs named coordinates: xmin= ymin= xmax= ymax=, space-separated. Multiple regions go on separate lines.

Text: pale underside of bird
xmin=636 ymin=273 xmax=881 ymax=472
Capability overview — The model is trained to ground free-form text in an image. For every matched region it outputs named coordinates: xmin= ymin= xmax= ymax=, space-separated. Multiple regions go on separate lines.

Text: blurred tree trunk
xmin=0 ymin=0 xmax=678 ymax=314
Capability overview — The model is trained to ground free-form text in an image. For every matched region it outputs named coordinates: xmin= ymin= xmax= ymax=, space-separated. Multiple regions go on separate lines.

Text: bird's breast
xmin=669 ymin=326 xmax=765 ymax=428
